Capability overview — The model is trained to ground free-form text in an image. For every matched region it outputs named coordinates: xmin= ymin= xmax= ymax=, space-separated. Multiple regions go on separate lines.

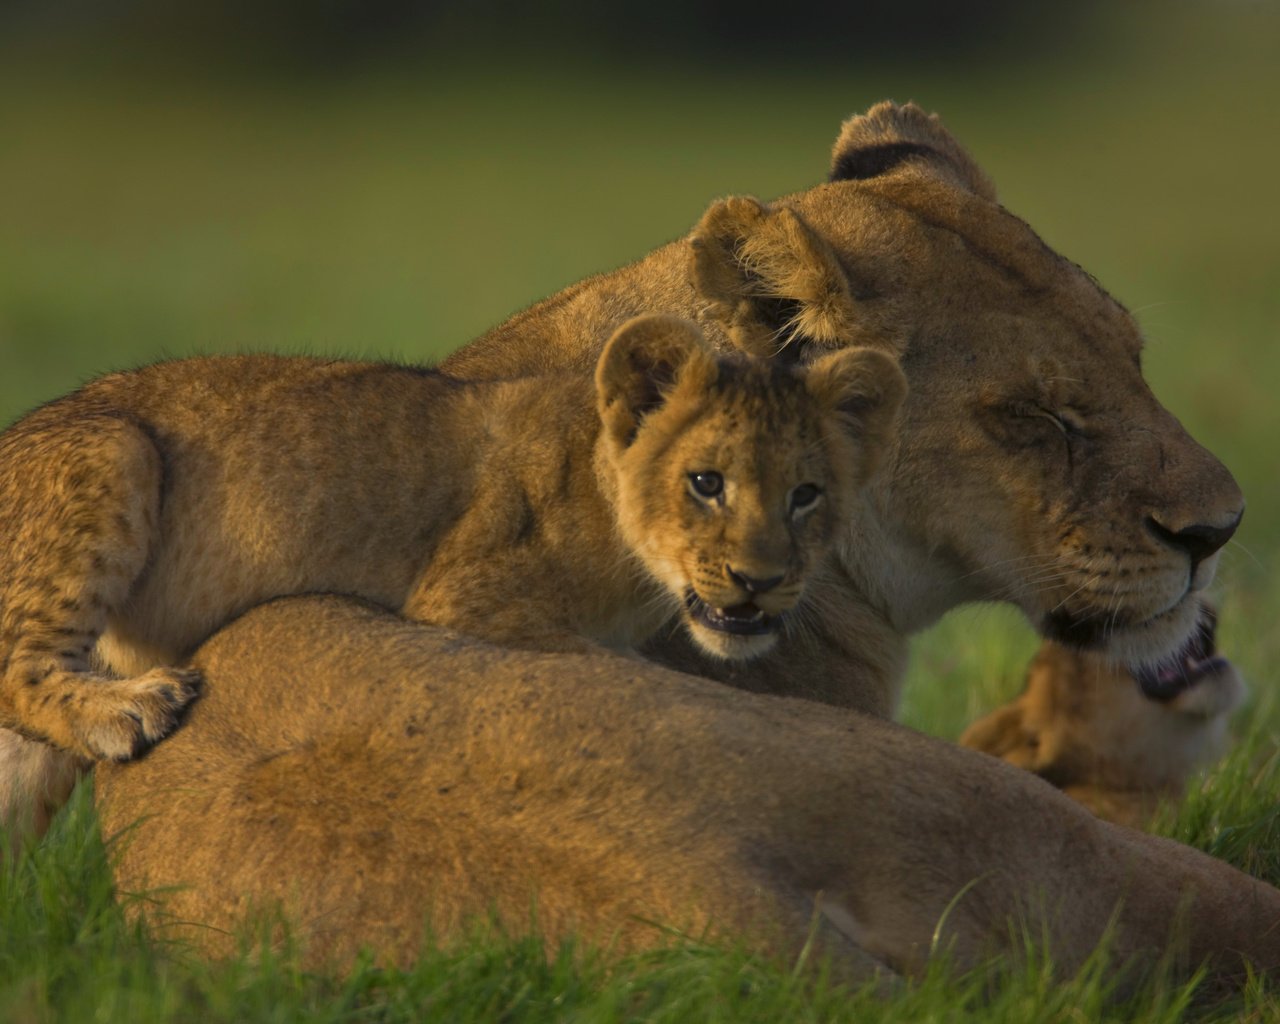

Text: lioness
xmin=88 ymin=103 xmax=1272 ymax=986
xmin=0 ymin=315 xmax=903 ymax=831
xmin=961 ymin=608 xmax=1244 ymax=829
xmin=444 ymin=102 xmax=1245 ymax=728
xmin=95 ymin=595 xmax=1280 ymax=986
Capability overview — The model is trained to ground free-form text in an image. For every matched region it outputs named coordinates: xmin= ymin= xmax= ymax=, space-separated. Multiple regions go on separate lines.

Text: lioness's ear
xmin=804 ymin=348 xmax=906 ymax=484
xmin=691 ymin=196 xmax=863 ymax=361
xmin=596 ymin=315 xmax=716 ymax=448
xmin=830 ymin=101 xmax=996 ymax=201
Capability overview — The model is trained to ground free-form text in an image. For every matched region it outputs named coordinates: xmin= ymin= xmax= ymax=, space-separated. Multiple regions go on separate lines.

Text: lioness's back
xmin=96 ymin=595 xmax=1280 ymax=983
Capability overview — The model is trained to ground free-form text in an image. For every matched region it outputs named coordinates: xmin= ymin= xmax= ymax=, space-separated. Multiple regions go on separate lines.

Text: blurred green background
xmin=1 ymin=1 xmax=1277 ymax=734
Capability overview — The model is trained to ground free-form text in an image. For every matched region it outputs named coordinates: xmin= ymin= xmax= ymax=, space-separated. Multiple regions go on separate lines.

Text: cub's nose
xmin=726 ymin=567 xmax=785 ymax=594
xmin=1146 ymin=508 xmax=1244 ymax=571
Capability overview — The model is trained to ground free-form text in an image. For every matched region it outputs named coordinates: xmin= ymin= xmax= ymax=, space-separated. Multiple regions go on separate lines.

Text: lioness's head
xmin=596 ymin=315 xmax=905 ymax=660
xmin=688 ymin=102 xmax=1244 ymax=673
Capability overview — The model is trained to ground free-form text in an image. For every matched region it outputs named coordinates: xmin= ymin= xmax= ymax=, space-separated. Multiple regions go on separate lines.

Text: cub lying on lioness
xmin=448 ymin=103 xmax=1245 ymax=725
xmin=0 ymin=314 xmax=903 ymax=778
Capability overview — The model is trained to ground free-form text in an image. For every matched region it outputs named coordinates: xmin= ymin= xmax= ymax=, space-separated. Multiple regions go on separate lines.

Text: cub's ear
xmin=804 ymin=347 xmax=906 ymax=484
xmin=596 ymin=315 xmax=716 ymax=448
xmin=830 ymin=101 xmax=996 ymax=201
xmin=690 ymin=196 xmax=864 ymax=361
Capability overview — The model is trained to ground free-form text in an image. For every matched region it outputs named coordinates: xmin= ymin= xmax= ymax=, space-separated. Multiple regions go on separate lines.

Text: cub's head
xmin=959 ymin=606 xmax=1244 ymax=828
xmin=596 ymin=315 xmax=905 ymax=660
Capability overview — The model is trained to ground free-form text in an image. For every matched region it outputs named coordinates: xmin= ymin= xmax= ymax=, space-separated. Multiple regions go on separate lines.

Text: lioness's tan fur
xmin=96 ymin=596 xmax=1280 ymax=986
xmin=0 ymin=316 xmax=901 ymax=835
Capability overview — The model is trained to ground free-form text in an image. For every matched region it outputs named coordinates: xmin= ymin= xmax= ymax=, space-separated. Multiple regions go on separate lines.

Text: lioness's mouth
xmin=1133 ymin=607 xmax=1231 ymax=701
xmin=684 ymin=590 xmax=777 ymax=637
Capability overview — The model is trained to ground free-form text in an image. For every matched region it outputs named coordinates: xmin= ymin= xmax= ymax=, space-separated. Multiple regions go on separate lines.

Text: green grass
xmin=2 ymin=4 xmax=1279 ymax=1019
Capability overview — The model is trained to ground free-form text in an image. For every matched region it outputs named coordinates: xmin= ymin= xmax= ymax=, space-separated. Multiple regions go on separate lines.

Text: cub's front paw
xmin=71 ymin=668 xmax=203 ymax=761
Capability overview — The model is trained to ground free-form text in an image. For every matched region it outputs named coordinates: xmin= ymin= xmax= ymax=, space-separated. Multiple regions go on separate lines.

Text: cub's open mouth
xmin=1133 ymin=607 xmax=1231 ymax=701
xmin=684 ymin=590 xmax=777 ymax=636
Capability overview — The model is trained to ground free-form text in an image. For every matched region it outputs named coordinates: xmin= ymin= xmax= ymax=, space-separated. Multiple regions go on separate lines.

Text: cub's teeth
xmin=714 ymin=606 xmax=765 ymax=623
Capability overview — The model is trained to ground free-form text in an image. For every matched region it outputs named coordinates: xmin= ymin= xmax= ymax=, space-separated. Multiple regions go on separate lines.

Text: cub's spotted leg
xmin=0 ymin=414 xmax=201 ymax=764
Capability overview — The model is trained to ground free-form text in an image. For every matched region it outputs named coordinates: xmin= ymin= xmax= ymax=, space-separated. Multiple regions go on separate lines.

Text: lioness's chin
xmin=1040 ymin=590 xmax=1203 ymax=670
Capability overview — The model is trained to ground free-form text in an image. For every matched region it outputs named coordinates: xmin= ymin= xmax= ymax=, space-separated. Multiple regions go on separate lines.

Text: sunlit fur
xmin=596 ymin=317 xmax=904 ymax=660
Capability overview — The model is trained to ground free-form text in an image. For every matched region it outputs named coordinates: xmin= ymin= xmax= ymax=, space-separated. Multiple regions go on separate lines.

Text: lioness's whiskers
xmin=951 ymin=554 xmax=1066 ymax=586
xmin=980 ymin=570 xmax=1077 ymax=604
xmin=1050 ymin=572 xmax=1103 ymax=616
xmin=1103 ymin=591 xmax=1124 ymax=640
xmin=1225 ymin=538 xmax=1265 ymax=571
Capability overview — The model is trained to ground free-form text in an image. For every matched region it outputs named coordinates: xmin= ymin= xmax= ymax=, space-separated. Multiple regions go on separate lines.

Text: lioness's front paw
xmin=70 ymin=668 xmax=203 ymax=762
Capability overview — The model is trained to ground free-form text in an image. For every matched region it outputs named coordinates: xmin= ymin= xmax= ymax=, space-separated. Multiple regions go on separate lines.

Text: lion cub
xmin=0 ymin=315 xmax=904 ymax=778
xmin=960 ymin=607 xmax=1243 ymax=828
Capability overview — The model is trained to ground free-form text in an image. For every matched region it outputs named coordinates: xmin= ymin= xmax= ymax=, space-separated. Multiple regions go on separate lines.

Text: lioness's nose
xmin=1146 ymin=508 xmax=1243 ymax=570
xmin=726 ymin=567 xmax=785 ymax=594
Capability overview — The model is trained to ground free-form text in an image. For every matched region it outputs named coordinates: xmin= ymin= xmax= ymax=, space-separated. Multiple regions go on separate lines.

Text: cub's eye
xmin=789 ymin=483 xmax=823 ymax=513
xmin=688 ymin=471 xmax=724 ymax=499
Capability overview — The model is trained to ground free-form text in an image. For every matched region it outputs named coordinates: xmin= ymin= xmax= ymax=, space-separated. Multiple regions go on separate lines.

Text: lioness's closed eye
xmin=0 ymin=315 xmax=903 ymax=785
